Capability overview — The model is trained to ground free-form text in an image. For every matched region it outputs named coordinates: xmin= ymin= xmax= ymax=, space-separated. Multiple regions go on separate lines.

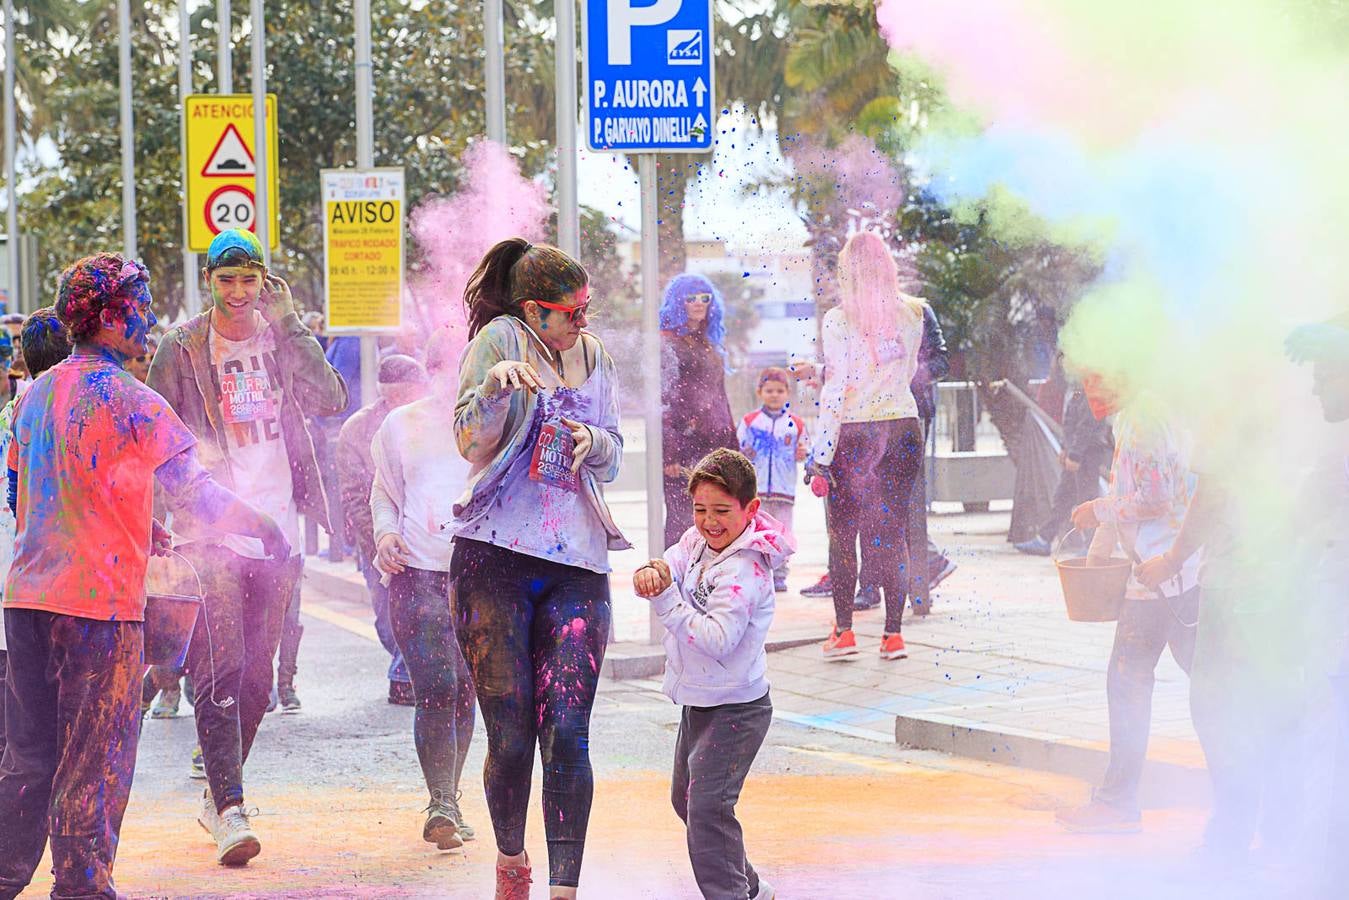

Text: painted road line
xmin=629 ymin=677 xmax=896 ymax=744
xmin=301 ymin=600 xmax=381 ymax=643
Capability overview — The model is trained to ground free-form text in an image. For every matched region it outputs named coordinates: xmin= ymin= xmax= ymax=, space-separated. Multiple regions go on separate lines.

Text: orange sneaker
xmin=822 ymin=626 xmax=858 ymax=659
xmin=495 ymin=852 xmax=532 ymax=900
xmin=879 ymin=632 xmax=907 ymax=660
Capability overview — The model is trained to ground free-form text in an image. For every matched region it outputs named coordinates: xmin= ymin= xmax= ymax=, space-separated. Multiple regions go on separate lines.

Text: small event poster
xmin=529 ymin=423 xmax=580 ymax=492
xmin=321 ymin=167 xmax=404 ymax=333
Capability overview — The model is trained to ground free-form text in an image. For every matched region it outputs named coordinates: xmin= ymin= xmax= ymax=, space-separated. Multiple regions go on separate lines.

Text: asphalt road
xmin=16 ymin=583 xmax=1287 ymax=900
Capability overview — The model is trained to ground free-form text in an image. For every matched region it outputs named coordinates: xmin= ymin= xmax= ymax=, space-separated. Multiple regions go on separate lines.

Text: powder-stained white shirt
xmin=206 ymin=315 xmax=300 ymax=559
xmin=370 ymin=396 xmax=468 ymax=572
xmin=812 ymin=303 xmax=924 ymax=466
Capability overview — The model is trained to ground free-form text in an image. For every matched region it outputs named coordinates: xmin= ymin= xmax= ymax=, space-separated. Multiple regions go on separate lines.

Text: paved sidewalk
xmin=303 ymin=488 xmax=1205 ymax=798
xmin=609 ymin=490 xmax=1204 ymax=797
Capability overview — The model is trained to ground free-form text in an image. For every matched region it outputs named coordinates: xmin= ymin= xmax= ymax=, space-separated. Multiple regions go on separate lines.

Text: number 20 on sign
xmin=183 ymin=94 xmax=280 ymax=252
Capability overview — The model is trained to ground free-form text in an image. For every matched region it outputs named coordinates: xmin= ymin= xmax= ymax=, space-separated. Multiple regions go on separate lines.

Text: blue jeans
xmin=388 ymin=567 xmax=475 ymax=797
xmin=361 ymin=553 xmax=409 ymax=683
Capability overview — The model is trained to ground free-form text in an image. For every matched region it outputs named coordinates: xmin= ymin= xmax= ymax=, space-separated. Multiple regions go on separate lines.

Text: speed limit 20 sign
xmin=183 ymin=94 xmax=280 ymax=252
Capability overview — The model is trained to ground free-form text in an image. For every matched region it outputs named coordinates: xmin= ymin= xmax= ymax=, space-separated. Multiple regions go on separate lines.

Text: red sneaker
xmin=822 ymin=626 xmax=858 ymax=659
xmin=879 ymin=632 xmax=907 ymax=660
xmin=495 ymin=853 xmax=532 ymax=900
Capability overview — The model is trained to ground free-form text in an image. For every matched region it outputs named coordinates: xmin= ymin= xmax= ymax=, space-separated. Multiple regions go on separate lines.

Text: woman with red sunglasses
xmin=449 ymin=237 xmax=629 ymax=900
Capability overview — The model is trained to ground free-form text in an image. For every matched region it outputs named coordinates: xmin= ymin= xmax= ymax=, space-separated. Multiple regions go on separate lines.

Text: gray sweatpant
xmin=671 ymin=691 xmax=772 ymax=899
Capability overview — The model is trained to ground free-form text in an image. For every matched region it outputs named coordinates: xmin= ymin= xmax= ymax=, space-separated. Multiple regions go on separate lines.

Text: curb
xmin=303 ymin=565 xmax=366 ymax=606
xmin=893 ymin=714 xmax=1211 ymax=806
xmin=603 ymin=635 xmax=821 ymax=681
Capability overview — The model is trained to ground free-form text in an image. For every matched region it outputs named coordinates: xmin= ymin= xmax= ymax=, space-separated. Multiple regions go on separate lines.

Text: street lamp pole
xmin=554 ymin=0 xmax=578 ymax=257
xmin=4 ymin=0 xmax=18 ymax=311
xmin=485 ymin=0 xmax=506 ymax=144
xmin=354 ymin=0 xmax=377 ymax=409
xmin=180 ymin=1 xmax=199 ymax=316
xmin=118 ymin=0 xmax=137 ymax=258
xmin=249 ymin=0 xmax=268 ymax=266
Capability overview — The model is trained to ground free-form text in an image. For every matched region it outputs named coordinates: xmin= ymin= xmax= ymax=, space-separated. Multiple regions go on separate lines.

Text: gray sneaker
xmin=423 ymin=790 xmax=463 ymax=850
xmin=211 ymin=804 xmax=262 ymax=866
xmin=452 ymin=792 xmax=476 ymax=841
xmin=150 ymin=684 xmax=181 ymax=719
xmin=189 ymin=744 xmax=206 ymax=780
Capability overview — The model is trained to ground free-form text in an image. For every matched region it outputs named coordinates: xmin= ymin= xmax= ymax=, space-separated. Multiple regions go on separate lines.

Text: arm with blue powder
xmin=155 ymin=446 xmax=290 ymax=560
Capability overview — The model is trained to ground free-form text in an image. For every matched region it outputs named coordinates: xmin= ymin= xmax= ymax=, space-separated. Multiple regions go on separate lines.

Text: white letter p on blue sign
xmin=607 ymin=0 xmax=682 ymax=66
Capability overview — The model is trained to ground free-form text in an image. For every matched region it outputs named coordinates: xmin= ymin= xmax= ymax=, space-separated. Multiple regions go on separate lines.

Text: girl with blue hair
xmin=660 ymin=273 xmax=737 ymax=547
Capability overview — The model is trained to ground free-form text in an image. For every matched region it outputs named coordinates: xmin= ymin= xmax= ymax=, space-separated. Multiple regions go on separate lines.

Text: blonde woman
xmin=808 ymin=231 xmax=927 ymax=661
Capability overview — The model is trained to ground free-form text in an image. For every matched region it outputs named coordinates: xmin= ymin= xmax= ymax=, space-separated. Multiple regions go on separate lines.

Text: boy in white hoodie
xmin=635 ymin=448 xmax=792 ymax=900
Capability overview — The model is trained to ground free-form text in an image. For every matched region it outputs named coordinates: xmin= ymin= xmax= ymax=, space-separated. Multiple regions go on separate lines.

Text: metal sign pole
xmin=180 ymin=1 xmax=199 ymax=317
xmin=485 ymin=0 xmax=506 ymax=144
xmin=555 ymin=0 xmax=579 ymax=257
xmin=4 ymin=0 xmax=19 ymax=311
xmin=216 ymin=0 xmax=232 ymax=92
xmin=118 ymin=0 xmax=137 ymax=259
xmin=639 ymin=154 xmax=664 ymax=644
xmin=249 ymin=0 xmax=269 ymax=267
xmin=354 ymin=0 xmax=378 ymax=407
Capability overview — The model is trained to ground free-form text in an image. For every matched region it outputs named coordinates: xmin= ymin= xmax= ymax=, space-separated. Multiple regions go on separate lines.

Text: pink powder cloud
xmin=407 ymin=140 xmax=550 ymax=350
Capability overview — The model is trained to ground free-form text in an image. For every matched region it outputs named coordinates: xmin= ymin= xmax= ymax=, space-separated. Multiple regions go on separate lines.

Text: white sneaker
xmin=211 ymin=803 xmax=261 ymax=866
xmin=751 ymin=877 xmax=776 ymax=899
xmin=197 ymin=790 xmax=218 ymax=837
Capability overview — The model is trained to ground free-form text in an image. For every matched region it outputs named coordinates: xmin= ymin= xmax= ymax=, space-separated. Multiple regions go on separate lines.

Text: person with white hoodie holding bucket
xmin=635 ymin=448 xmax=791 ymax=900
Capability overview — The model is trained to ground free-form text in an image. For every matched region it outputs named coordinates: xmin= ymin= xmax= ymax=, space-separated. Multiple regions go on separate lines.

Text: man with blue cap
xmin=148 ymin=228 xmax=347 ymax=866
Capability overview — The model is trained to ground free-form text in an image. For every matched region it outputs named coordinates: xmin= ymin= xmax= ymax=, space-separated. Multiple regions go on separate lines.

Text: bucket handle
xmin=1053 ymin=527 xmax=1197 ymax=629
xmin=159 ymin=547 xmax=204 ymax=601
xmin=1050 ymin=527 xmax=1107 ymax=565
xmin=156 ymin=545 xmax=235 ymax=710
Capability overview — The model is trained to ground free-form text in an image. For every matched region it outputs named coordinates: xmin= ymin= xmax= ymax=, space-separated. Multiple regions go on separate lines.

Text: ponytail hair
xmin=463 ymin=238 xmax=589 ymax=338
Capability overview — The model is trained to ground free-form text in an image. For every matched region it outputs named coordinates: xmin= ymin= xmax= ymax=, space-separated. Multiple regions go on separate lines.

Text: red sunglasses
xmin=530 ymin=298 xmax=590 ymax=324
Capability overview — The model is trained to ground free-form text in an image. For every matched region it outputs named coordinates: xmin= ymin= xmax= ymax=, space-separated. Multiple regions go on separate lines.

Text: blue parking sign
xmin=583 ymin=0 xmax=715 ymax=153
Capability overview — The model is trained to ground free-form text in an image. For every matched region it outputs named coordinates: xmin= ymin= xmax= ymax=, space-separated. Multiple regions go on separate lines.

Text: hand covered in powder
xmin=259 ymin=516 xmax=291 ymax=562
xmin=376 ymin=532 xmax=411 ymax=575
xmin=1286 ymin=321 xmax=1349 ymax=364
xmin=634 ymin=559 xmax=672 ymax=598
xmin=151 ymin=518 xmax=172 ymax=557
xmin=485 ymin=360 xmax=543 ymax=396
xmin=258 ymin=274 xmax=296 ymax=324
xmin=1070 ymin=501 xmax=1100 ymax=531
xmin=562 ymin=418 xmax=592 ymax=473
xmin=1136 ymin=551 xmax=1180 ymax=590
xmin=804 ymin=461 xmax=831 ymax=497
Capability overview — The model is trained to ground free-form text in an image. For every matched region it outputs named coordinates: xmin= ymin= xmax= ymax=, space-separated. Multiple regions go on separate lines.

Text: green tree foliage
xmin=15 ymin=0 xmax=626 ymax=324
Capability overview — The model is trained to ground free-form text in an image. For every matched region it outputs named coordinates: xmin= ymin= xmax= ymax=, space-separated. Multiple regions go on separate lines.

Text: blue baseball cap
xmin=206 ymin=228 xmax=265 ymax=270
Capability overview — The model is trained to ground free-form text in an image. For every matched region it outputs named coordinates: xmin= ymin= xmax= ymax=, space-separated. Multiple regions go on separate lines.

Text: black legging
xmin=388 ymin=567 xmax=476 ymax=800
xmin=449 ymin=539 xmax=610 ymax=888
xmin=829 ymin=418 xmax=924 ymax=633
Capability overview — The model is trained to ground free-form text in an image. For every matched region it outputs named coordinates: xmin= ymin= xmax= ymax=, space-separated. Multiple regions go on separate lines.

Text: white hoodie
xmin=650 ymin=511 xmax=795 ymax=707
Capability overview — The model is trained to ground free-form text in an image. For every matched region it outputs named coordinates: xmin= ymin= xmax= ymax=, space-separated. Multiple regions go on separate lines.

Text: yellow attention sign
xmin=321 ymin=168 xmax=404 ymax=333
xmin=183 ymin=94 xmax=280 ymax=252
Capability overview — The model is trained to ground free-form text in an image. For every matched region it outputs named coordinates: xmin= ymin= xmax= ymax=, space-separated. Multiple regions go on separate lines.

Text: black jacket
xmin=1062 ymin=387 xmax=1113 ymax=471
xmin=911 ymin=305 xmax=950 ymax=421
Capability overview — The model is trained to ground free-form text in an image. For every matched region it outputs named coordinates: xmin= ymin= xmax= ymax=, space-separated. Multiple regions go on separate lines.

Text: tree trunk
xmin=655 ymin=154 xmax=691 ymax=289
